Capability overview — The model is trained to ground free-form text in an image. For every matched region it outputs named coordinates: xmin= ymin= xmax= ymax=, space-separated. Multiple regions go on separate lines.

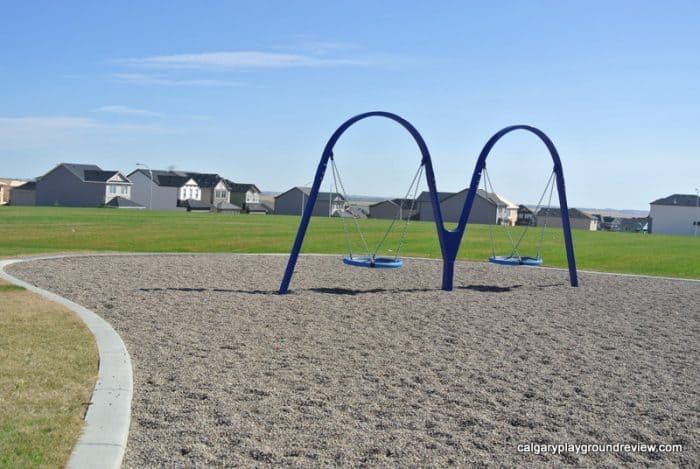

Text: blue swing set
xmin=279 ymin=111 xmax=578 ymax=294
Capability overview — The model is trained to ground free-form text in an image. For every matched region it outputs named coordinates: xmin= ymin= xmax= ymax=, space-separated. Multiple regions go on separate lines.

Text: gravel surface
xmin=8 ymin=254 xmax=699 ymax=467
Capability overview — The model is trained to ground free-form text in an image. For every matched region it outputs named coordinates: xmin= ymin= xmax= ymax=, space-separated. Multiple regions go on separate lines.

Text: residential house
xmin=619 ymin=217 xmax=650 ymax=233
xmin=185 ymin=172 xmax=226 ymax=207
xmin=35 ymin=163 xmax=133 ymax=207
xmin=226 ymin=181 xmax=269 ymax=214
xmin=492 ymin=194 xmax=519 ymax=226
xmin=536 ymin=207 xmax=599 ymax=231
xmin=649 ymin=193 xmax=700 ymax=236
xmin=594 ymin=215 xmax=621 ymax=231
xmin=516 ymin=205 xmax=536 ymax=226
xmin=369 ymin=198 xmax=420 ymax=220
xmin=274 ymin=187 xmax=345 ymax=217
xmin=0 ymin=179 xmax=26 ymax=205
xmin=9 ymin=181 xmax=37 ymax=206
xmin=415 ymin=191 xmax=454 ymax=222
xmin=183 ymin=172 xmax=250 ymax=213
xmin=418 ymin=189 xmax=505 ymax=224
xmin=128 ymin=169 xmax=202 ymax=210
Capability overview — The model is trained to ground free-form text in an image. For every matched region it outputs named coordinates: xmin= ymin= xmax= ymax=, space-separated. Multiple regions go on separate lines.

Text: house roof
xmin=53 ymin=163 xmax=127 ymax=184
xmin=333 ymin=205 xmax=367 ymax=218
xmin=438 ymin=188 xmax=504 ymax=206
xmin=537 ymin=207 xmax=594 ymax=219
xmin=650 ymin=194 xmax=700 ymax=207
xmin=274 ymin=186 xmax=345 ymax=201
xmin=105 ymin=196 xmax=144 ymax=209
xmin=180 ymin=199 xmax=212 ymax=210
xmin=517 ymin=204 xmax=535 ymax=214
xmin=245 ymin=203 xmax=269 ymax=212
xmin=184 ymin=172 xmax=222 ymax=188
xmin=61 ymin=163 xmax=102 ymax=179
xmin=225 ymin=180 xmax=260 ymax=193
xmin=369 ymin=198 xmax=420 ymax=209
xmin=83 ymin=169 xmax=122 ymax=183
xmin=214 ymin=201 xmax=242 ymax=211
xmin=128 ymin=169 xmax=199 ymax=188
xmin=156 ymin=174 xmax=191 ymax=187
xmin=492 ymin=193 xmax=518 ymax=209
xmin=416 ymin=191 xmax=454 ymax=203
xmin=15 ymin=181 xmax=37 ymax=191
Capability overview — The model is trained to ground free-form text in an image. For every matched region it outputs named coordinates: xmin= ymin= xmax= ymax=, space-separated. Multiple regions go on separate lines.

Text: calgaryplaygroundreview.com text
xmin=517 ymin=442 xmax=683 ymax=456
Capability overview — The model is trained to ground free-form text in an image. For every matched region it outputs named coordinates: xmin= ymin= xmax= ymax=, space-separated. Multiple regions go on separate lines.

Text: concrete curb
xmin=0 ymin=256 xmax=133 ymax=469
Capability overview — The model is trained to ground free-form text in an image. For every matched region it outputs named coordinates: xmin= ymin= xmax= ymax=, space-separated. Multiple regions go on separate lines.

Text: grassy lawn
xmin=0 ymin=205 xmax=698 ymax=278
xmin=0 ymin=279 xmax=97 ymax=468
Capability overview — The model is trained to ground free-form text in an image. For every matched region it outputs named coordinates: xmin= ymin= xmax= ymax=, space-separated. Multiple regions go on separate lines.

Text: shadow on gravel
xmin=138 ymin=287 xmax=276 ymax=295
xmin=457 ymin=284 xmax=523 ymax=293
xmin=309 ymin=287 xmax=437 ymax=296
xmin=535 ymin=283 xmax=567 ymax=289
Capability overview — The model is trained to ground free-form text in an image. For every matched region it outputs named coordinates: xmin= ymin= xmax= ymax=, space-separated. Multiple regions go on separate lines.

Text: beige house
xmin=492 ymin=194 xmax=519 ymax=226
xmin=0 ymin=179 xmax=27 ymax=205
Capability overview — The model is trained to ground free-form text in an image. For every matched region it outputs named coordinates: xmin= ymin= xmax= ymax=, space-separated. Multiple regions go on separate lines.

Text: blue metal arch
xmin=454 ymin=125 xmax=579 ymax=287
xmin=279 ymin=111 xmax=446 ymax=294
xmin=278 ymin=117 xmax=578 ymax=293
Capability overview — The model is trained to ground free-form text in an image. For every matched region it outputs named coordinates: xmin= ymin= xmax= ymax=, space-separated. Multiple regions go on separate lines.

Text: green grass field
xmin=1 ymin=206 xmax=698 ymax=279
xmin=0 ymin=280 xmax=97 ymax=468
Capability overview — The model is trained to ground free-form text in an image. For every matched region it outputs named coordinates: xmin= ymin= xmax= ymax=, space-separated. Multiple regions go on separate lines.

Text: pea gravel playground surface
xmin=8 ymin=254 xmax=698 ymax=467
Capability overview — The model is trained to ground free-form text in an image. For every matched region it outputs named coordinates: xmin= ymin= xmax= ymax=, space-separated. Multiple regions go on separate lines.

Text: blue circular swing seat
xmin=343 ymin=256 xmax=403 ymax=268
xmin=488 ymin=255 xmax=543 ymax=267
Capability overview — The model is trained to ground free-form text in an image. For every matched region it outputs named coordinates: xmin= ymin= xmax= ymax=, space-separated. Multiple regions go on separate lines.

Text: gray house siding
xmin=536 ymin=208 xmax=598 ymax=231
xmin=420 ymin=190 xmax=497 ymax=224
xmin=274 ymin=188 xmax=337 ymax=217
xmin=370 ymin=200 xmax=418 ymax=220
xmin=36 ymin=166 xmax=105 ymax=207
xmin=444 ymin=190 xmax=497 ymax=224
xmin=541 ymin=215 xmax=594 ymax=231
xmin=274 ymin=189 xmax=305 ymax=215
xmin=199 ymin=187 xmax=214 ymax=205
xmin=10 ymin=187 xmax=36 ymax=206
xmin=129 ymin=171 xmax=181 ymax=210
xmin=370 ymin=201 xmax=400 ymax=220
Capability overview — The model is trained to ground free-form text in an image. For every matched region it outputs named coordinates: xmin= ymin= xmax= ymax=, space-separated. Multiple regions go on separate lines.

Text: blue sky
xmin=1 ymin=1 xmax=698 ymax=210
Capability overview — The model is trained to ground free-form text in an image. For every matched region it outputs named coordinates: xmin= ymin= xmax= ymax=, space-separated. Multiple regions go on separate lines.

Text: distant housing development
xmin=7 ymin=162 xmax=268 ymax=213
xmin=29 ymin=163 xmax=135 ymax=208
xmin=9 ymin=163 xmax=697 ymax=237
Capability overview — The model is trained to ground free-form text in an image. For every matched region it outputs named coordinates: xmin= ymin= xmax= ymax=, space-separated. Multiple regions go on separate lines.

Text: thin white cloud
xmin=0 ymin=116 xmax=167 ymax=150
xmin=115 ymin=51 xmax=369 ymax=70
xmin=0 ymin=116 xmax=101 ymax=130
xmin=113 ymin=73 xmax=243 ymax=87
xmin=278 ymin=37 xmax=360 ymax=55
xmin=95 ymin=105 xmax=163 ymax=117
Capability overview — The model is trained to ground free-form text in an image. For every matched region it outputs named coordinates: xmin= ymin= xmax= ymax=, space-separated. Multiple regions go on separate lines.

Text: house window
xmin=215 ymin=190 xmax=227 ymax=199
xmin=120 ymin=186 xmax=128 ymax=194
xmin=109 ymin=185 xmax=116 ymax=194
